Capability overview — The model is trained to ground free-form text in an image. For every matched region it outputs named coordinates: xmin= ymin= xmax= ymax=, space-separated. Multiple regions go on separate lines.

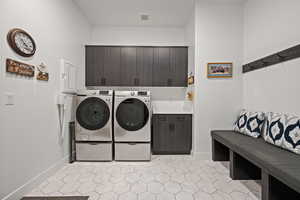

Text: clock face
xmin=7 ymin=28 xmax=36 ymax=57
xmin=14 ymin=32 xmax=35 ymax=55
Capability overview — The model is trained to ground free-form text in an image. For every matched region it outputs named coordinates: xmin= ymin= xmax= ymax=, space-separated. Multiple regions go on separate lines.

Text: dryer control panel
xmin=115 ymin=91 xmax=150 ymax=97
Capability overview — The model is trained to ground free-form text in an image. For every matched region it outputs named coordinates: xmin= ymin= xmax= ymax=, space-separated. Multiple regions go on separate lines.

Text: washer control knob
xmin=131 ymin=91 xmax=135 ymax=96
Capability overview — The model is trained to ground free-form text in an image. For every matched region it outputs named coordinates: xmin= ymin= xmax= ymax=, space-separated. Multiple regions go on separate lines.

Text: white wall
xmin=90 ymin=26 xmax=186 ymax=46
xmin=194 ymin=0 xmax=244 ymax=155
xmin=184 ymin=14 xmax=195 ymax=77
xmin=88 ymin=25 xmax=188 ymax=100
xmin=243 ymin=0 xmax=300 ymax=116
xmin=0 ymin=1 xmax=90 ymax=199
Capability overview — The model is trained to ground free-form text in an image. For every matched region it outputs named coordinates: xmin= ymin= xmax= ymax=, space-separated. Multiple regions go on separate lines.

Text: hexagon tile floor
xmin=26 ymin=156 xmax=261 ymax=200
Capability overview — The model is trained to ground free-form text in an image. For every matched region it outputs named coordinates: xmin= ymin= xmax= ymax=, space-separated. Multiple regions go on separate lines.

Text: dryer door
xmin=76 ymin=97 xmax=110 ymax=130
xmin=116 ymin=98 xmax=149 ymax=131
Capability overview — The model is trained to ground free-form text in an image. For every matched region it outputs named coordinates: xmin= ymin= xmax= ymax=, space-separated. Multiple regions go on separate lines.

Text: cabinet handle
xmin=158 ymin=116 xmax=167 ymax=121
xmin=169 ymin=123 xmax=175 ymax=132
xmin=101 ymin=78 xmax=106 ymax=85
xmin=176 ymin=116 xmax=185 ymax=121
xmin=134 ymin=78 xmax=139 ymax=86
xmin=88 ymin=143 xmax=99 ymax=146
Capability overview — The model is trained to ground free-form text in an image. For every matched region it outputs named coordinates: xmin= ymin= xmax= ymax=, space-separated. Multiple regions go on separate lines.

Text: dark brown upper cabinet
xmin=120 ymin=47 xmax=137 ymax=86
xmin=103 ymin=47 xmax=121 ymax=86
xmin=153 ymin=47 xmax=188 ymax=87
xmin=170 ymin=47 xmax=188 ymax=87
xmin=136 ymin=47 xmax=154 ymax=86
xmin=153 ymin=47 xmax=170 ymax=86
xmin=85 ymin=46 xmax=103 ymax=86
xmin=85 ymin=46 xmax=121 ymax=86
xmin=85 ymin=46 xmax=188 ymax=87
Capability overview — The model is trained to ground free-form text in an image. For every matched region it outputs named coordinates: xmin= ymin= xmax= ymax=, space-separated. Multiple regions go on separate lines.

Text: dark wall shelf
xmin=243 ymin=44 xmax=300 ymax=73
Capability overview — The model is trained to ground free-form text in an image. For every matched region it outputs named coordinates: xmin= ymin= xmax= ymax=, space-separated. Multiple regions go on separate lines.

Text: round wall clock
xmin=7 ymin=28 xmax=36 ymax=57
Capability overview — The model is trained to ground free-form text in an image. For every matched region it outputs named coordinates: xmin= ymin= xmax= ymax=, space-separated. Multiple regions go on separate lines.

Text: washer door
xmin=116 ymin=98 xmax=149 ymax=131
xmin=76 ymin=97 xmax=110 ymax=130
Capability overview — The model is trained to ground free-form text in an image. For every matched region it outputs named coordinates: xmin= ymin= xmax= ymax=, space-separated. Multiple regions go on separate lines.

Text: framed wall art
xmin=207 ymin=63 xmax=233 ymax=78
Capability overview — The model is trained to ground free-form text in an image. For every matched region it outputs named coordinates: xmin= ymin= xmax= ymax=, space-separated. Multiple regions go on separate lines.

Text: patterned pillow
xmin=233 ymin=110 xmax=265 ymax=138
xmin=263 ymin=112 xmax=300 ymax=155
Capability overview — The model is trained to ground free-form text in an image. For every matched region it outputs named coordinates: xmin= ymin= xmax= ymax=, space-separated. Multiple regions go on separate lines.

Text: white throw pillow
xmin=263 ymin=112 xmax=300 ymax=155
xmin=233 ymin=110 xmax=265 ymax=138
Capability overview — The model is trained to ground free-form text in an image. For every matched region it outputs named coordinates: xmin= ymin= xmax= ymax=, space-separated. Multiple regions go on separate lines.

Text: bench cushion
xmin=211 ymin=130 xmax=300 ymax=192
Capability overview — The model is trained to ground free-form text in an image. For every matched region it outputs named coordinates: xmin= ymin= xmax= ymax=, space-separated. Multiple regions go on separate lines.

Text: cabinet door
xmin=152 ymin=115 xmax=172 ymax=153
xmin=121 ymin=47 xmax=137 ymax=86
xmin=172 ymin=115 xmax=192 ymax=153
xmin=153 ymin=48 xmax=170 ymax=86
xmin=170 ymin=47 xmax=188 ymax=87
xmin=136 ymin=47 xmax=153 ymax=86
xmin=85 ymin=46 xmax=104 ymax=86
xmin=103 ymin=47 xmax=121 ymax=86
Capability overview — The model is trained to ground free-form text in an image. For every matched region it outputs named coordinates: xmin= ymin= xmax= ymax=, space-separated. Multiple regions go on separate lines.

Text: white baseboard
xmin=2 ymin=156 xmax=69 ymax=200
xmin=192 ymin=151 xmax=211 ymax=160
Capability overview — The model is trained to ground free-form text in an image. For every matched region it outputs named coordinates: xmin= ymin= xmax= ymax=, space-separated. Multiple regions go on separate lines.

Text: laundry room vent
xmin=140 ymin=14 xmax=150 ymax=21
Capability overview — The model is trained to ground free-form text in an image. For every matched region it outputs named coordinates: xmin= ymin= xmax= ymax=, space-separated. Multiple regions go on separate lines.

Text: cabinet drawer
xmin=76 ymin=142 xmax=112 ymax=161
xmin=115 ymin=143 xmax=151 ymax=161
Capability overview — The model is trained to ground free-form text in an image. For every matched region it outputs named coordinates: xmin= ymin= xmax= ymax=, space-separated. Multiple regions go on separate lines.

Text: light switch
xmin=4 ymin=93 xmax=15 ymax=105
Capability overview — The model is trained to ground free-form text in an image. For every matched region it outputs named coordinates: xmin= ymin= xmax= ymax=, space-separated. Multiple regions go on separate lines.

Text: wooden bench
xmin=211 ymin=130 xmax=300 ymax=200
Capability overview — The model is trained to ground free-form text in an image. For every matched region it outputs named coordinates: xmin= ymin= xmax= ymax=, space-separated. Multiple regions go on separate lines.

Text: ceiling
xmin=74 ymin=0 xmax=195 ymax=27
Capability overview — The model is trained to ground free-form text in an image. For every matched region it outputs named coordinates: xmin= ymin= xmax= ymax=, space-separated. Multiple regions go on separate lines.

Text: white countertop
xmin=152 ymin=100 xmax=193 ymax=114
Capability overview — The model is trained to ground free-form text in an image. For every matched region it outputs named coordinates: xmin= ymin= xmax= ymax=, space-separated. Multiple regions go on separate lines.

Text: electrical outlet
xmin=4 ymin=92 xmax=15 ymax=105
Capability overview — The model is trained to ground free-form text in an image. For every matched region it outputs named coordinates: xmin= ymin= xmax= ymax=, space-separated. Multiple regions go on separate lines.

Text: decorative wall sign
xmin=37 ymin=63 xmax=49 ymax=81
xmin=7 ymin=28 xmax=36 ymax=57
xmin=207 ymin=63 xmax=233 ymax=78
xmin=37 ymin=72 xmax=49 ymax=81
xmin=188 ymin=76 xmax=194 ymax=85
xmin=187 ymin=92 xmax=194 ymax=101
xmin=6 ymin=58 xmax=35 ymax=77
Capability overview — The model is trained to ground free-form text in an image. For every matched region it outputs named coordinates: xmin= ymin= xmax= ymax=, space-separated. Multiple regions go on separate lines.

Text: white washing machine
xmin=75 ymin=90 xmax=113 ymax=161
xmin=114 ymin=91 xmax=151 ymax=161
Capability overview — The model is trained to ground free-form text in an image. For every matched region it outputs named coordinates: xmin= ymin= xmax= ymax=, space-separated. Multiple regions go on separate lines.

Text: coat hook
xmin=261 ymin=60 xmax=268 ymax=65
xmin=276 ymin=53 xmax=285 ymax=60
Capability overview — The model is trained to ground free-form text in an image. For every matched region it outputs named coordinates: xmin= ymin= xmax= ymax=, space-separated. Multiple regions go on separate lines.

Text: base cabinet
xmin=152 ymin=114 xmax=192 ymax=154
